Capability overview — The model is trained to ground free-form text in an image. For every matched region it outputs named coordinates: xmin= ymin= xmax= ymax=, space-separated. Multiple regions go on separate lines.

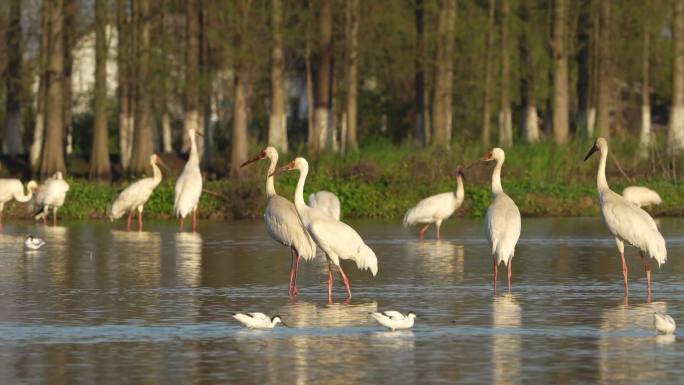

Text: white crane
xmin=403 ymin=165 xmax=465 ymax=240
xmin=272 ymin=157 xmax=378 ymax=303
xmin=24 ymin=235 xmax=46 ymax=250
xmin=308 ymin=191 xmax=341 ymax=220
xmin=108 ymin=154 xmax=167 ymax=231
xmin=371 ymin=311 xmax=417 ymax=331
xmin=653 ymin=312 xmax=676 ymax=335
xmin=0 ymin=179 xmax=38 ymax=229
xmin=35 ymin=172 xmax=70 ymax=226
xmin=622 ymin=186 xmax=662 ymax=208
xmin=241 ymin=146 xmax=317 ymax=296
xmin=482 ymin=148 xmax=521 ymax=293
xmin=174 ymin=128 xmax=203 ymax=232
xmin=584 ymin=137 xmax=666 ymax=299
xmin=232 ymin=312 xmax=286 ymax=329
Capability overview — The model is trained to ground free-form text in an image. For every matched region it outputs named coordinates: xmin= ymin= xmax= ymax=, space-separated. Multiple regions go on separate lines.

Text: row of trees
xmin=1 ymin=0 xmax=684 ymax=180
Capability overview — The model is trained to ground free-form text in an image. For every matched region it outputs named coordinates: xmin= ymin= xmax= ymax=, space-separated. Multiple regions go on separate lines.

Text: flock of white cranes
xmin=0 ymin=134 xmax=671 ymax=304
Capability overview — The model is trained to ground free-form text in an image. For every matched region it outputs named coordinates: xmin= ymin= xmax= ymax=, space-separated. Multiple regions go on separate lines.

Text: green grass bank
xmin=4 ymin=138 xmax=684 ymax=221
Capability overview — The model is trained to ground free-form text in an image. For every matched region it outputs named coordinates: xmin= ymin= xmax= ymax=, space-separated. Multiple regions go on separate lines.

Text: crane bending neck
xmin=491 ymin=157 xmax=504 ymax=195
xmin=14 ymin=184 xmax=33 ymax=203
xmin=293 ymin=163 xmax=309 ymax=214
xmin=597 ymin=146 xmax=609 ymax=192
xmin=266 ymin=153 xmax=277 ymax=197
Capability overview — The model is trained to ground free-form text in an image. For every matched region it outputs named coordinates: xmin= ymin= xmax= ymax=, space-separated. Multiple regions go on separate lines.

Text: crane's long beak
xmin=157 ymin=159 xmax=171 ymax=171
xmin=584 ymin=143 xmax=599 ymax=161
xmin=269 ymin=164 xmax=291 ymax=178
xmin=240 ymin=154 xmax=261 ymax=168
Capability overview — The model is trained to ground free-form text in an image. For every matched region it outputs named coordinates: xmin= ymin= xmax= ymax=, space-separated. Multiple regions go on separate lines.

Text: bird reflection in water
xmin=404 ymin=240 xmax=465 ymax=281
xmin=492 ymin=294 xmax=521 ymax=385
xmin=175 ymin=232 xmax=202 ymax=286
xmin=599 ymin=301 xmax=670 ymax=384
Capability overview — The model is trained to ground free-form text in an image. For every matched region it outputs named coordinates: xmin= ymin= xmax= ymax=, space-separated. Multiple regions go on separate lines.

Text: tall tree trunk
xmin=431 ymin=0 xmax=455 ymax=148
xmin=596 ymin=0 xmax=612 ymax=138
xmin=481 ymin=0 xmax=495 ymax=147
xmin=551 ymin=0 xmax=569 ymax=143
xmin=444 ymin=0 xmax=456 ymax=143
xmin=184 ymin=0 xmax=202 ymax=159
xmin=128 ymin=0 xmax=153 ymax=174
xmin=313 ymin=0 xmax=333 ymax=151
xmin=39 ymin=0 xmax=67 ymax=177
xmin=230 ymin=1 xmax=250 ymax=177
xmin=498 ymin=0 xmax=513 ymax=147
xmin=90 ymin=0 xmax=112 ymax=182
xmin=305 ymin=38 xmax=315 ymax=149
xmin=669 ymin=0 xmax=684 ymax=154
xmin=415 ymin=0 xmax=425 ymax=146
xmin=639 ymin=16 xmax=651 ymax=159
xmin=576 ymin=0 xmax=590 ymax=136
xmin=587 ymin=0 xmax=599 ymax=136
xmin=268 ymin=0 xmax=288 ymax=153
xmin=31 ymin=3 xmax=50 ymax=170
xmin=3 ymin=0 xmax=24 ymax=156
xmin=117 ymin=0 xmax=133 ymax=169
xmin=520 ymin=0 xmax=539 ymax=143
xmin=345 ymin=0 xmax=359 ymax=152
xmin=63 ymin=0 xmax=75 ymax=156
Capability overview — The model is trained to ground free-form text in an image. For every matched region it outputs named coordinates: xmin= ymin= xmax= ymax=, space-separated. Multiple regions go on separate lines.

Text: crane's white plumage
xmin=308 ymin=190 xmax=341 ymax=220
xmin=272 ymin=157 xmax=378 ymax=303
xmin=174 ymin=129 xmax=203 ymax=231
xmin=622 ymin=186 xmax=662 ymax=208
xmin=404 ymin=166 xmax=465 ymax=240
xmin=482 ymin=148 xmax=521 ymax=292
xmin=0 ymin=179 xmax=37 ymax=227
xmin=241 ymin=147 xmax=316 ymax=296
xmin=109 ymin=154 xmax=165 ymax=230
xmin=24 ymin=235 xmax=45 ymax=250
xmin=585 ymin=138 xmax=666 ymax=296
xmin=654 ymin=312 xmax=676 ymax=335
xmin=34 ymin=172 xmax=70 ymax=225
xmin=232 ymin=312 xmax=284 ymax=329
xmin=371 ymin=311 xmax=416 ymax=331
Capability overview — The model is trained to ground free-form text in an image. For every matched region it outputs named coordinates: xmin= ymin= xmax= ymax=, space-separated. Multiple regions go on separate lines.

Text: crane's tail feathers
xmin=648 ymin=233 xmax=667 ymax=267
xmin=355 ymin=244 xmax=378 ymax=276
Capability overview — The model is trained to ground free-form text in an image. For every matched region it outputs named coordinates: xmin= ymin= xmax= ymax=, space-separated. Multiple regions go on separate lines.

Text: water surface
xmin=0 ymin=218 xmax=683 ymax=384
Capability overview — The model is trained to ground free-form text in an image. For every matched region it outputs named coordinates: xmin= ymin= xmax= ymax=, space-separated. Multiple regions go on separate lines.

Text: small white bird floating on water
xmin=232 ymin=312 xmax=286 ymax=329
xmin=622 ymin=186 xmax=662 ymax=208
xmin=24 ymin=235 xmax=45 ymax=250
xmin=271 ymin=157 xmax=378 ymax=303
xmin=108 ymin=154 xmax=168 ymax=231
xmin=585 ymin=138 xmax=666 ymax=300
xmin=34 ymin=172 xmax=70 ymax=226
xmin=653 ymin=312 xmax=676 ymax=335
xmin=241 ymin=146 xmax=317 ymax=297
xmin=371 ymin=311 xmax=417 ymax=331
xmin=0 ymin=179 xmax=38 ymax=230
xmin=482 ymin=148 xmax=521 ymax=293
xmin=404 ymin=165 xmax=465 ymax=240
xmin=308 ymin=191 xmax=341 ymax=220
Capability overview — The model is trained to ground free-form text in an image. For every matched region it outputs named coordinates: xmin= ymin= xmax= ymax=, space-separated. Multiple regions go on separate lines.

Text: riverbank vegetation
xmin=3 ymin=137 xmax=683 ymax=221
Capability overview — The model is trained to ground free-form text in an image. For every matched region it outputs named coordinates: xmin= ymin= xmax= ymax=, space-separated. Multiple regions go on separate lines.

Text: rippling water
xmin=0 ymin=218 xmax=683 ymax=384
